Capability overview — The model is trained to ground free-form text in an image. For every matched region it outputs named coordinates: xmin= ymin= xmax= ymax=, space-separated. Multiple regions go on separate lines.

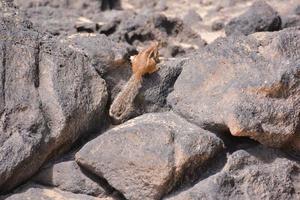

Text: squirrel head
xmin=131 ymin=41 xmax=161 ymax=79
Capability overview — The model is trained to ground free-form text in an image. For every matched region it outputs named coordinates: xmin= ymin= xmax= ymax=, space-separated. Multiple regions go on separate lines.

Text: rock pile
xmin=1 ymin=0 xmax=299 ymax=199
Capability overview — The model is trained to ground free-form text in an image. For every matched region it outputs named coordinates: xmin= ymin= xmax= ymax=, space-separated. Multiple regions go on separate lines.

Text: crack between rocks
xmin=34 ymin=41 xmax=40 ymax=88
xmin=76 ymin=162 xmax=127 ymax=200
xmin=160 ymin=129 xmax=177 ymax=200
xmin=2 ymin=42 xmax=6 ymax=108
xmin=165 ymin=151 xmax=228 ymax=199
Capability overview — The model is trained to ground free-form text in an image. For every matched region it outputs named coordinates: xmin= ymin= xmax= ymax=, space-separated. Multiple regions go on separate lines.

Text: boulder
xmin=282 ymin=15 xmax=300 ymax=29
xmin=3 ymin=184 xmax=113 ymax=200
xmin=225 ymin=0 xmax=281 ymax=36
xmin=0 ymin=3 xmax=109 ymax=192
xmin=211 ymin=19 xmax=225 ymax=31
xmin=61 ymin=33 xmax=132 ymax=76
xmin=168 ymin=27 xmax=300 ymax=149
xmin=76 ymin=112 xmax=224 ymax=200
xmin=295 ymin=5 xmax=300 ymax=15
xmin=166 ymin=145 xmax=300 ymax=200
xmin=33 ymin=161 xmax=112 ymax=197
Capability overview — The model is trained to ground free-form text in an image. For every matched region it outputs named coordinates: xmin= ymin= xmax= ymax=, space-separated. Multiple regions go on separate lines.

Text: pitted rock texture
xmin=225 ymin=0 xmax=281 ymax=36
xmin=0 ymin=3 xmax=109 ymax=192
xmin=76 ymin=112 xmax=224 ymax=200
xmin=166 ymin=145 xmax=300 ymax=200
xmin=2 ymin=0 xmax=300 ymax=199
xmin=168 ymin=27 xmax=300 ymax=149
xmin=61 ymin=33 xmax=133 ymax=76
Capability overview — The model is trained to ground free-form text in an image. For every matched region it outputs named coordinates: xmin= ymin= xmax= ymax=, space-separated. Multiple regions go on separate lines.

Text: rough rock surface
xmin=15 ymin=0 xmax=207 ymax=58
xmin=0 ymin=2 xmax=109 ymax=192
xmin=60 ymin=33 xmax=133 ymax=76
xmin=33 ymin=161 xmax=112 ymax=197
xmin=168 ymin=27 xmax=300 ymax=149
xmin=225 ymin=0 xmax=281 ymax=36
xmin=14 ymin=0 xmax=98 ymax=35
xmin=2 ymin=0 xmax=300 ymax=199
xmin=2 ymin=184 xmax=113 ymax=200
xmin=167 ymin=145 xmax=300 ymax=200
xmin=296 ymin=5 xmax=300 ymax=15
xmin=107 ymin=12 xmax=207 ymax=57
xmin=76 ymin=112 xmax=224 ymax=200
xmin=282 ymin=15 xmax=300 ymax=29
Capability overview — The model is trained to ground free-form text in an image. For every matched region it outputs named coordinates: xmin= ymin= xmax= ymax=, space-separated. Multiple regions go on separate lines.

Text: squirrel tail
xmin=109 ymin=75 xmax=142 ymax=124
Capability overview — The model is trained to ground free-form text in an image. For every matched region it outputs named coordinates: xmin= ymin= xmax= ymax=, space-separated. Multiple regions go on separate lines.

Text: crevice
xmin=33 ymin=42 xmax=40 ymax=88
xmin=173 ymin=112 xmax=260 ymax=153
xmin=212 ymin=129 xmax=260 ymax=153
xmin=100 ymin=0 xmax=121 ymax=11
xmin=164 ymin=151 xmax=228 ymax=199
xmin=2 ymin=42 xmax=6 ymax=108
xmin=161 ymin=117 xmax=259 ymax=198
xmin=78 ymin=164 xmax=127 ymax=200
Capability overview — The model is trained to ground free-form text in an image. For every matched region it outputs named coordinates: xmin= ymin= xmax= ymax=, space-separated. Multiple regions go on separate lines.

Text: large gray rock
xmin=33 ymin=161 xmax=112 ymax=197
xmin=225 ymin=0 xmax=281 ymax=36
xmin=0 ymin=3 xmax=110 ymax=192
xmin=61 ymin=33 xmax=132 ymax=76
xmin=168 ymin=27 xmax=300 ymax=149
xmin=282 ymin=15 xmax=300 ymax=29
xmin=76 ymin=112 xmax=224 ymax=200
xmin=3 ymin=184 xmax=113 ymax=200
xmin=166 ymin=145 xmax=300 ymax=200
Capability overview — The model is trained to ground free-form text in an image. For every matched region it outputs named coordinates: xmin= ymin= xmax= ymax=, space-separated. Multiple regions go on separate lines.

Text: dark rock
xmin=212 ymin=19 xmax=225 ymax=31
xmin=137 ymin=59 xmax=184 ymax=113
xmin=225 ymin=0 xmax=281 ymax=36
xmin=21 ymin=6 xmax=80 ymax=36
xmin=100 ymin=0 xmax=121 ymax=11
xmin=76 ymin=112 xmax=224 ymax=200
xmin=108 ymin=12 xmax=206 ymax=58
xmin=160 ymin=45 xmax=186 ymax=58
xmin=14 ymin=0 xmax=106 ymax=36
xmin=167 ymin=146 xmax=300 ymax=200
xmin=33 ymin=161 xmax=112 ymax=197
xmin=0 ymin=3 xmax=111 ymax=192
xmin=95 ymin=10 xmax=134 ymax=36
xmin=282 ymin=15 xmax=300 ymax=29
xmin=14 ymin=0 xmax=101 ymax=13
xmin=168 ymin=27 xmax=300 ymax=149
xmin=295 ymin=5 xmax=300 ymax=15
xmin=3 ymin=184 xmax=113 ymax=200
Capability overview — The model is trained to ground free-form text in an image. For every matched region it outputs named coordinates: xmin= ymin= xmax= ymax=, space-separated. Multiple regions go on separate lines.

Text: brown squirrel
xmin=109 ymin=42 xmax=160 ymax=124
